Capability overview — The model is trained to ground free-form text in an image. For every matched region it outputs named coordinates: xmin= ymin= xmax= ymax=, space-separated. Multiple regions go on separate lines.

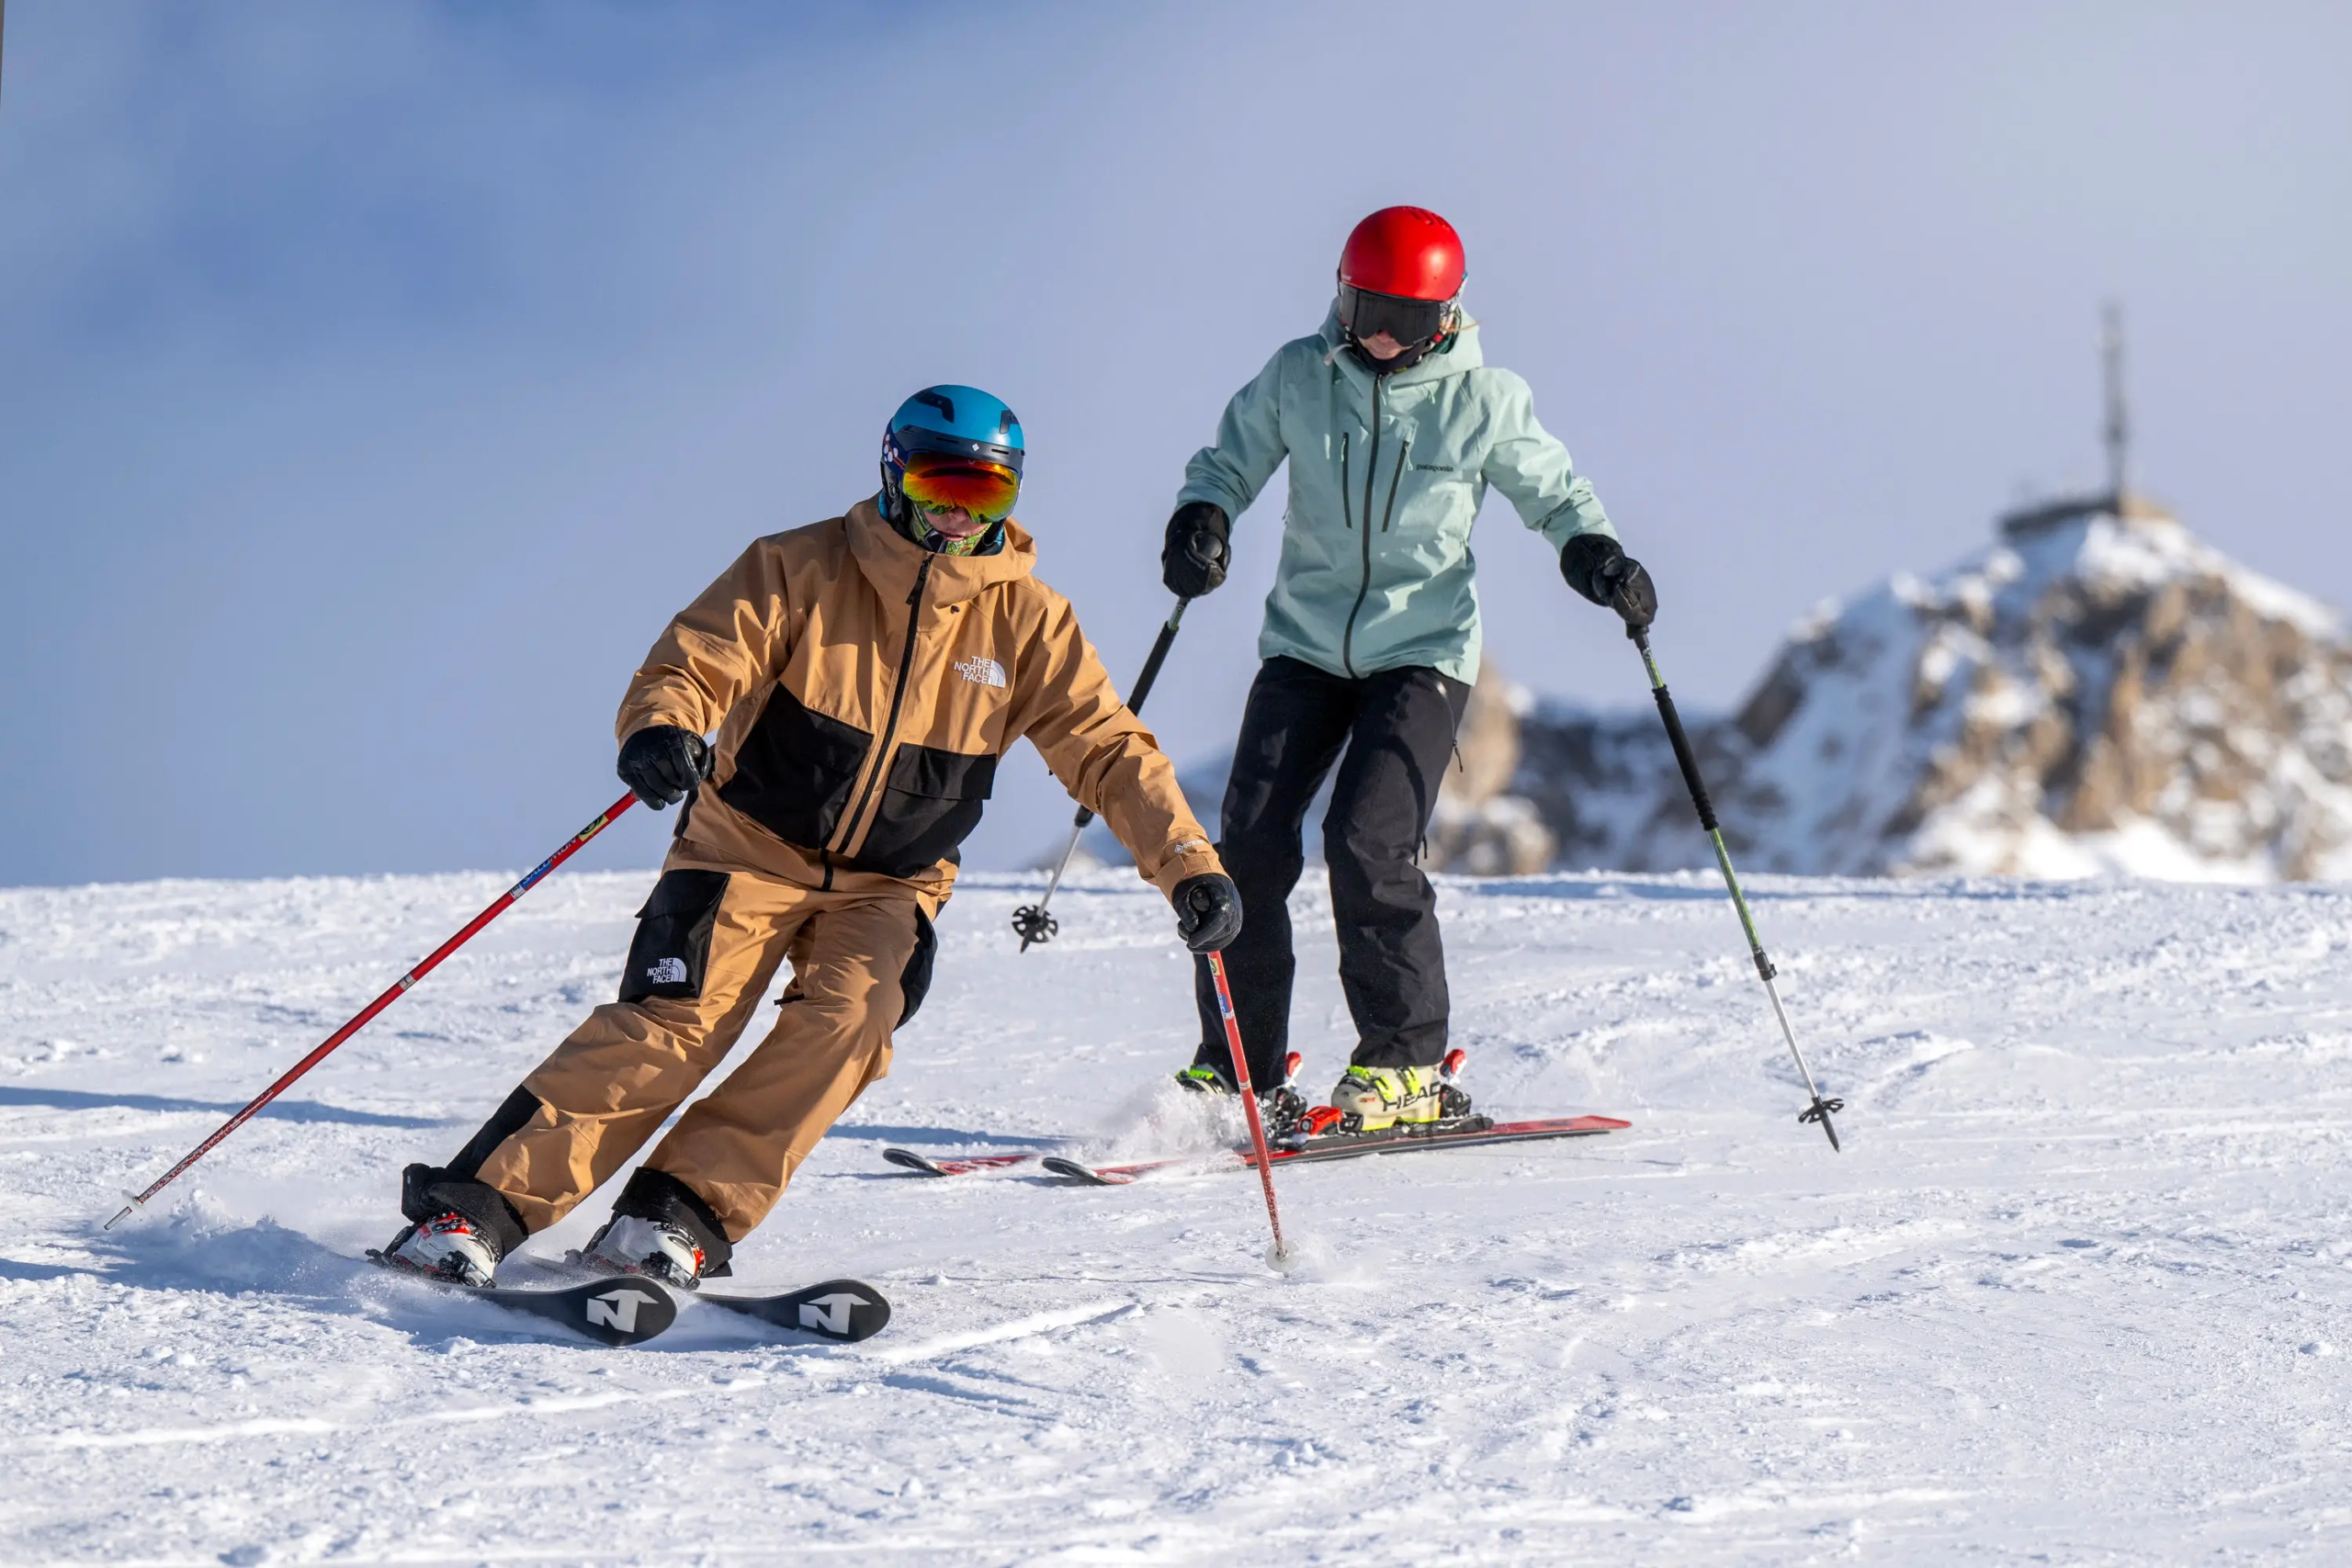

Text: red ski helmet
xmin=1335 ymin=207 xmax=1465 ymax=371
xmin=1338 ymin=206 xmax=1466 ymax=301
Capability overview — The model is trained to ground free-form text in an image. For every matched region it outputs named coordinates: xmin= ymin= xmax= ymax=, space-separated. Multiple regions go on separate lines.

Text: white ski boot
xmin=384 ymin=1211 xmax=502 ymax=1288
xmin=582 ymin=1213 xmax=707 ymax=1290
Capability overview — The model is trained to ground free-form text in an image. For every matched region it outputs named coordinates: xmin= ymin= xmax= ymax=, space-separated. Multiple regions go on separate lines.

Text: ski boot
xmin=581 ymin=1214 xmax=707 ymax=1291
xmin=1324 ymin=1049 xmax=1472 ymax=1134
xmin=382 ymin=1211 xmax=503 ymax=1288
xmin=1174 ymin=1053 xmax=1309 ymax=1139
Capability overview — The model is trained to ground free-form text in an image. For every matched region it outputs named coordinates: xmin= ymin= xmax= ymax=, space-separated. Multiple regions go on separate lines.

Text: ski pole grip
xmin=1124 ymin=600 xmax=1189 ymax=714
xmin=1651 ymin=684 xmax=1719 ymax=833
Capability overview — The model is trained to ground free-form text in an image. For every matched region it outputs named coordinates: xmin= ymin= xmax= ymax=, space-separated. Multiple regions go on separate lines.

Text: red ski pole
xmin=104 ymin=792 xmax=639 ymax=1229
xmin=1205 ymin=950 xmax=1292 ymax=1267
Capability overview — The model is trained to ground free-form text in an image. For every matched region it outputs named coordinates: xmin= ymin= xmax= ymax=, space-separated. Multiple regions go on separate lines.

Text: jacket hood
xmin=1317 ymin=300 xmax=1486 ymax=388
xmin=845 ymin=496 xmax=1036 ymax=609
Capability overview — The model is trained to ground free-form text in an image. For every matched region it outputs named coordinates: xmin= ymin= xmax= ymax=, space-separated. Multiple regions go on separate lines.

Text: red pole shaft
xmin=105 ymin=792 xmax=639 ymax=1228
xmin=1207 ymin=950 xmax=1290 ymax=1263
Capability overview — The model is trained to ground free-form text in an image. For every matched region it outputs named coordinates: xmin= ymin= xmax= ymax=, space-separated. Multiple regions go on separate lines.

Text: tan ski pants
xmin=473 ymin=862 xmax=930 ymax=1240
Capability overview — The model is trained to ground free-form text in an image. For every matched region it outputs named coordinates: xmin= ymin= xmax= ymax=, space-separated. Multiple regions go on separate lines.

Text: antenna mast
xmin=2101 ymin=302 xmax=2129 ymax=511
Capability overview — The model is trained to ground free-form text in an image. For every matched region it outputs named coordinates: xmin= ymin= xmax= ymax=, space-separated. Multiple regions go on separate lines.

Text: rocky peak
xmin=1517 ymin=501 xmax=2352 ymax=881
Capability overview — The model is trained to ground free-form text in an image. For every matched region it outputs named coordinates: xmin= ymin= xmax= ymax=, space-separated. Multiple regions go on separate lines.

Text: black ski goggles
xmin=1338 ymin=284 xmax=1451 ymax=348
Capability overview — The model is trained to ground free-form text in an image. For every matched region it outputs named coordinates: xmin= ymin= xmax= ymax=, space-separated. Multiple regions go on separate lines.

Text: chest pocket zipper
xmin=1339 ymin=431 xmax=1352 ymax=529
xmin=1380 ymin=438 xmax=1409 ymax=532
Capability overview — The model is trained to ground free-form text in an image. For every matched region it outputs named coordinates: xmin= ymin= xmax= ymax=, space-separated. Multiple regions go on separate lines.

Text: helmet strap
xmin=879 ymin=435 xmax=913 ymax=527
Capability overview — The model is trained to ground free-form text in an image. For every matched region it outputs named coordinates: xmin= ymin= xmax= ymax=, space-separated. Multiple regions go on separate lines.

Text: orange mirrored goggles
xmin=900 ymin=452 xmax=1021 ymax=523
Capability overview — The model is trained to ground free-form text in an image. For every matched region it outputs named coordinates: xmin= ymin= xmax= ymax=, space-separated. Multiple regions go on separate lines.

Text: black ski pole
xmin=1012 ymin=596 xmax=1191 ymax=951
xmin=1632 ymin=625 xmax=1844 ymax=1150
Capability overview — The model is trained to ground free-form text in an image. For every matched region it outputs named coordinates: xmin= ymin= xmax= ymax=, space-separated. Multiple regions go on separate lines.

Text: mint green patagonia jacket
xmin=1177 ymin=305 xmax=1615 ymax=687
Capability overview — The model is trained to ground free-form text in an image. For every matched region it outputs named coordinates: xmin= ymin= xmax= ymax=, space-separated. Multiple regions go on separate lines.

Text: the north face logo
xmin=953 ymin=655 xmax=1007 ymax=688
xmin=646 ymin=956 xmax=689 ymax=986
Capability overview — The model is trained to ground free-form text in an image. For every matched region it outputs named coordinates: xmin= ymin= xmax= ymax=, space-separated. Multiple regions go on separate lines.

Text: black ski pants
xmin=1192 ymin=656 xmax=1471 ymax=1087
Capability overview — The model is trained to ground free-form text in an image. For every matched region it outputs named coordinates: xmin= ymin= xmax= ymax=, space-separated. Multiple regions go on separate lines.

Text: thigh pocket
xmin=618 ymin=869 xmax=731 ymax=1003
xmin=897 ymin=908 xmax=938 ymax=1027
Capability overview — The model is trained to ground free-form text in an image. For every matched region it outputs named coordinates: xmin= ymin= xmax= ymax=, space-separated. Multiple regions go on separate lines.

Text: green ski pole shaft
xmin=1632 ymin=626 xmax=1843 ymax=1151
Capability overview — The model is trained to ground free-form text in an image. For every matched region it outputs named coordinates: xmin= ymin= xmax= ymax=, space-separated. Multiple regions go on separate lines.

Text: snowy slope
xmin=1521 ymin=504 xmax=2352 ymax=883
xmin=6 ymin=863 xmax=2352 ymax=1562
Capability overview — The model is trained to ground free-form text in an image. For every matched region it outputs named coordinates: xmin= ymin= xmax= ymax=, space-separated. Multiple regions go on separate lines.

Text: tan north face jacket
xmin=617 ymin=499 xmax=1221 ymax=900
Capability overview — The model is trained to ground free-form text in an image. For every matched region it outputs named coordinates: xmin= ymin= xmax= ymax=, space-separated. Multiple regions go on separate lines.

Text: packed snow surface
xmin=6 ymin=863 xmax=2352 ymax=1562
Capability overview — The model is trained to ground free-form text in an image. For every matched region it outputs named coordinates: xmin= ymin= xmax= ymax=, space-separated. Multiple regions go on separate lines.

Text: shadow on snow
xmin=0 ymin=1085 xmax=443 ymax=1128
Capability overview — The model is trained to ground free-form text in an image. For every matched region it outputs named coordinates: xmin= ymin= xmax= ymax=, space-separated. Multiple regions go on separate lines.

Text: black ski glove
xmin=1560 ymin=533 xmax=1657 ymax=630
xmin=616 ymin=725 xmax=714 ymax=809
xmin=1160 ymin=502 xmax=1231 ymax=599
xmin=1172 ymin=872 xmax=1244 ymax=953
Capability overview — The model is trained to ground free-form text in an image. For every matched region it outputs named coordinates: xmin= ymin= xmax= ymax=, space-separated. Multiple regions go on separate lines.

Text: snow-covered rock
xmin=1523 ymin=499 xmax=2352 ymax=880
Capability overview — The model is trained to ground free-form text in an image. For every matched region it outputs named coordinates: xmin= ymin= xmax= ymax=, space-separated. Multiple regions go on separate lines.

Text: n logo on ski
xmin=582 ymin=1286 xmax=662 ymax=1335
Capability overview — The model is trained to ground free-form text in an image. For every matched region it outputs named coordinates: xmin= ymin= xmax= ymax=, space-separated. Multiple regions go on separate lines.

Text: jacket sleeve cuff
xmin=615 ymin=709 xmax=704 ymax=745
xmin=1148 ymin=838 xmax=1225 ymax=898
xmin=1175 ymin=481 xmax=1244 ymax=522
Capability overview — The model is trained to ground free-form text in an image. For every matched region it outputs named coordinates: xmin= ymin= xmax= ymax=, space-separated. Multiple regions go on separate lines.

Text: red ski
xmin=1039 ymin=1114 xmax=1632 ymax=1186
xmin=880 ymin=1148 xmax=1043 ymax=1178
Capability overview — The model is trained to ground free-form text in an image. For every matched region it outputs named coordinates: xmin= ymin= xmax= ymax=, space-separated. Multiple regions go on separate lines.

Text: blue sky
xmin=4 ymin=1 xmax=2349 ymax=886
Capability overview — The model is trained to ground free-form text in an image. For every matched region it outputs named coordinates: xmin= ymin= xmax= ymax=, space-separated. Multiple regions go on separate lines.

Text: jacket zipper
xmin=835 ymin=554 xmax=935 ymax=871
xmin=1340 ymin=375 xmax=1383 ymax=676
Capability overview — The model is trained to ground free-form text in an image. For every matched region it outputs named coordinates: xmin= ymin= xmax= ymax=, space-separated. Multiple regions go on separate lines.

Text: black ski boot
xmin=1174 ymin=1053 xmax=1309 ymax=1139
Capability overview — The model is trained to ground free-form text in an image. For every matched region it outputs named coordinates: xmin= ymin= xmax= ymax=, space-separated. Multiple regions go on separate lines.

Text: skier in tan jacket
xmin=384 ymin=386 xmax=1240 ymax=1289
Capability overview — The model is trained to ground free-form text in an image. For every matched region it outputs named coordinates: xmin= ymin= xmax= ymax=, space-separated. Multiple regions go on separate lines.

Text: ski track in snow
xmin=4 ymin=866 xmax=2351 ymax=1563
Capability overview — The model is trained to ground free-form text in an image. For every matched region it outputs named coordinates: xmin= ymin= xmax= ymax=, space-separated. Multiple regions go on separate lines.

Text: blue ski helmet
xmin=879 ymin=385 xmax=1024 ymax=527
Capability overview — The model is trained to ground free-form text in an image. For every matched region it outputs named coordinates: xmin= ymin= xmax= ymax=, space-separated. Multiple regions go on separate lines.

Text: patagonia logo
xmin=954 ymin=655 xmax=1008 ymax=688
xmin=645 ymin=957 xmax=690 ymax=986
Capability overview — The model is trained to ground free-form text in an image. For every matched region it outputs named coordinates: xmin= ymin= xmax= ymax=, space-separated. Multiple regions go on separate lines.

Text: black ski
xmin=697 ymin=1278 xmax=892 ymax=1342
xmin=366 ymin=1251 xmax=679 ymax=1347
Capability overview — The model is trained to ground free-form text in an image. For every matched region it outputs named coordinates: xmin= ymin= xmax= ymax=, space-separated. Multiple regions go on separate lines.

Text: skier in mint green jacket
xmin=1164 ymin=206 xmax=1657 ymax=1131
